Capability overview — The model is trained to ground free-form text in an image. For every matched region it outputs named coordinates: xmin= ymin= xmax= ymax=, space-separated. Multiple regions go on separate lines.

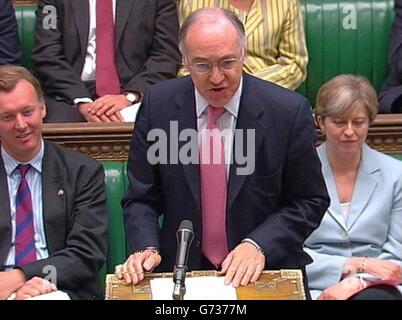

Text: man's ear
xmin=40 ymin=102 xmax=46 ymax=119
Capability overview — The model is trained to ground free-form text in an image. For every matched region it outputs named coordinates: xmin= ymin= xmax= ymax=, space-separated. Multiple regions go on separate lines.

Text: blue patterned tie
xmin=15 ymin=164 xmax=36 ymax=266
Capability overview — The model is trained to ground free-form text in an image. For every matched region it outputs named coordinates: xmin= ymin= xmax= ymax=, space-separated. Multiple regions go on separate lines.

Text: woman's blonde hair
xmin=314 ymin=74 xmax=378 ymax=123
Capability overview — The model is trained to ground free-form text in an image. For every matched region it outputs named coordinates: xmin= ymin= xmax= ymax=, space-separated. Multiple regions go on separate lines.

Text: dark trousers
xmin=350 ymin=284 xmax=402 ymax=300
xmin=44 ymin=81 xmax=96 ymax=123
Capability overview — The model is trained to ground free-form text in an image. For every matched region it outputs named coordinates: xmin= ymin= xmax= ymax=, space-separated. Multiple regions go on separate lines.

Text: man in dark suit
xmin=0 ymin=0 xmax=22 ymax=65
xmin=379 ymin=0 xmax=402 ymax=113
xmin=116 ymin=8 xmax=329 ymax=294
xmin=32 ymin=0 xmax=180 ymax=122
xmin=0 ymin=66 xmax=107 ymax=300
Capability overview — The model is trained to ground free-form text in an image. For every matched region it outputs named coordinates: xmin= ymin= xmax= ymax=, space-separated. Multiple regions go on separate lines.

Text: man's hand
xmin=78 ymin=102 xmax=108 ymax=122
xmin=90 ymin=94 xmax=129 ymax=121
xmin=78 ymin=96 xmax=126 ymax=123
xmin=0 ymin=269 xmax=26 ymax=300
xmin=115 ymin=249 xmax=162 ymax=285
xmin=15 ymin=277 xmax=57 ymax=300
xmin=219 ymin=242 xmax=265 ymax=288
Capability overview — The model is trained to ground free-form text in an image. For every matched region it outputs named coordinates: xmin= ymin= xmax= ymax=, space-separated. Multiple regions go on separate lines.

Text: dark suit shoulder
xmin=43 ymin=140 xmax=102 ymax=170
xmin=245 ymin=74 xmax=310 ymax=105
xmin=147 ymin=76 xmax=193 ymax=97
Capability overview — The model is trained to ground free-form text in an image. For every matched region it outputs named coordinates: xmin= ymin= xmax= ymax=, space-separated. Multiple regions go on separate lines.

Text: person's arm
xmin=123 ymin=0 xmax=180 ymax=93
xmin=0 ymin=0 xmax=22 ymax=65
xmin=247 ymin=98 xmax=329 ymax=266
xmin=376 ymin=163 xmax=402 ymax=265
xmin=31 ymin=0 xmax=92 ymax=104
xmin=122 ymin=90 xmax=162 ymax=253
xmin=18 ymin=159 xmax=108 ymax=298
xmin=244 ymin=0 xmax=308 ymax=90
xmin=119 ymin=89 xmax=163 ymax=284
xmin=379 ymin=1 xmax=402 ymax=113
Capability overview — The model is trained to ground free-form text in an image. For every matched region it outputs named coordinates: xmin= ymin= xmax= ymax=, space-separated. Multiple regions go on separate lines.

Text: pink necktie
xmin=200 ymin=105 xmax=228 ymax=267
xmin=96 ymin=0 xmax=121 ymax=96
xmin=15 ymin=164 xmax=36 ymax=266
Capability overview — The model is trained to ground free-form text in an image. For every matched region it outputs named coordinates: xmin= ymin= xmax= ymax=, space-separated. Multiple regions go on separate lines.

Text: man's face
xmin=184 ymin=20 xmax=244 ymax=108
xmin=0 ymin=79 xmax=46 ymax=162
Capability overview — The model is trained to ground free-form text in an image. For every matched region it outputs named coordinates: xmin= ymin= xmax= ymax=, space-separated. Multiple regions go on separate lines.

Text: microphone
xmin=172 ymin=220 xmax=194 ymax=300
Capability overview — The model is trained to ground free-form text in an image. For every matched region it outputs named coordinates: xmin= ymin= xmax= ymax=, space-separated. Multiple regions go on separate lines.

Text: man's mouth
xmin=16 ymin=132 xmax=31 ymax=140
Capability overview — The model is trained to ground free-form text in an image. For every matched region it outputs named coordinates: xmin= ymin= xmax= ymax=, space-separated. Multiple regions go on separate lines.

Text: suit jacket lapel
xmin=42 ymin=142 xmax=66 ymax=254
xmin=0 ymin=156 xmax=12 ymax=267
xmin=347 ymin=145 xmax=379 ymax=229
xmin=228 ymin=75 xmax=266 ymax=210
xmin=115 ymin=0 xmax=135 ymax=46
xmin=317 ymin=144 xmax=348 ymax=231
xmin=170 ymin=79 xmax=201 ymax=211
xmin=71 ymin=0 xmax=90 ymax=62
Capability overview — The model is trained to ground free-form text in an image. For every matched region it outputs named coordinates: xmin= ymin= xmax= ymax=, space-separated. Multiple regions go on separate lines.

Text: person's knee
xmin=44 ymin=98 xmax=86 ymax=123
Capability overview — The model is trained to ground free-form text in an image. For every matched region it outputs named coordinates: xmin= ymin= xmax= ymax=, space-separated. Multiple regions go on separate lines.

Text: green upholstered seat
xmin=13 ymin=1 xmax=395 ymax=105
xmin=297 ymin=0 xmax=395 ymax=105
xmin=14 ymin=5 xmax=37 ymax=70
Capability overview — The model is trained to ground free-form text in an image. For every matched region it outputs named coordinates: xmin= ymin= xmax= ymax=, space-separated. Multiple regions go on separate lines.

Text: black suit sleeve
xmin=248 ymin=98 xmax=329 ymax=265
xmin=379 ymin=0 xmax=402 ymax=113
xmin=0 ymin=0 xmax=22 ymax=66
xmin=32 ymin=0 xmax=91 ymax=103
xmin=122 ymin=90 xmax=162 ymax=252
xmin=122 ymin=0 xmax=181 ymax=93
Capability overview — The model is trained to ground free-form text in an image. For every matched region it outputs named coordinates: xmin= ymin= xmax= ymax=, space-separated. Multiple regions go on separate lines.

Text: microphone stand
xmin=172 ymin=220 xmax=194 ymax=300
xmin=172 ymin=266 xmax=186 ymax=300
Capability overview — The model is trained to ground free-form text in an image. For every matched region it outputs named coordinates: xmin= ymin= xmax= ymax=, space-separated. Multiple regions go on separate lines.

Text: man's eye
xmin=0 ymin=115 xmax=12 ymax=121
xmin=220 ymin=59 xmax=236 ymax=69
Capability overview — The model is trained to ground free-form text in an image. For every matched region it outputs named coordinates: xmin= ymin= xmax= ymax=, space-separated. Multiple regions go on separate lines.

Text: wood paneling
xmin=12 ymin=0 xmax=37 ymax=5
xmin=42 ymin=114 xmax=402 ymax=162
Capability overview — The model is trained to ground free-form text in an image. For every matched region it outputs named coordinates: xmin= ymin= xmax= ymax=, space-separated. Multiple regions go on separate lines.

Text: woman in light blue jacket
xmin=304 ymin=74 xmax=402 ymax=300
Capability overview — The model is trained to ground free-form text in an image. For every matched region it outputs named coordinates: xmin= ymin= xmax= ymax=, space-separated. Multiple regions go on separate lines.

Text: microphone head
xmin=178 ymin=220 xmax=193 ymax=234
xmin=176 ymin=220 xmax=194 ymax=244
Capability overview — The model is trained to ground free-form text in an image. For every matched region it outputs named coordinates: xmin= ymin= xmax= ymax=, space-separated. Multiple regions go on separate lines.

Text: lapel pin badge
xmin=57 ymin=189 xmax=64 ymax=196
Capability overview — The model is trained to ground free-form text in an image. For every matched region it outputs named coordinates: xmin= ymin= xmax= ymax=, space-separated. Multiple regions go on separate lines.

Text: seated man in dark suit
xmin=379 ymin=0 xmax=402 ymax=113
xmin=32 ymin=0 xmax=181 ymax=123
xmin=115 ymin=8 xmax=329 ymax=297
xmin=0 ymin=66 xmax=108 ymax=300
xmin=0 ymin=0 xmax=22 ymax=65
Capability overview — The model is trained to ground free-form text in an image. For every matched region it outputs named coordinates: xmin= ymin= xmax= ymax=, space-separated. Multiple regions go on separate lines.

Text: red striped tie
xmin=15 ymin=164 xmax=36 ymax=266
xmin=96 ymin=0 xmax=121 ymax=96
xmin=200 ymin=105 xmax=229 ymax=267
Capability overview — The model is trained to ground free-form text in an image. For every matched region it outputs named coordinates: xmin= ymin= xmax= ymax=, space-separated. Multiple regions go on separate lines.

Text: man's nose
xmin=209 ymin=64 xmax=225 ymax=84
xmin=15 ymin=114 xmax=28 ymax=130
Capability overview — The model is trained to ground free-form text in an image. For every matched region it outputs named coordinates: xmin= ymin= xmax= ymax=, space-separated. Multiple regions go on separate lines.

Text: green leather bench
xmin=14 ymin=0 xmax=396 ymax=105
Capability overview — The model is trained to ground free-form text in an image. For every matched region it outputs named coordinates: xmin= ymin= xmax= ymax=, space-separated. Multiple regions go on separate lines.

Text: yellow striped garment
xmin=176 ymin=0 xmax=308 ymax=90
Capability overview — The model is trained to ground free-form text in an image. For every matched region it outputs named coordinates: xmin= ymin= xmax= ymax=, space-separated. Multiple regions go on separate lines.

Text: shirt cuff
xmin=241 ymin=238 xmax=264 ymax=254
xmin=73 ymin=97 xmax=93 ymax=105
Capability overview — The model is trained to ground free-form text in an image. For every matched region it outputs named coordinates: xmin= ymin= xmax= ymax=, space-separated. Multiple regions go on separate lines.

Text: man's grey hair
xmin=178 ymin=7 xmax=246 ymax=60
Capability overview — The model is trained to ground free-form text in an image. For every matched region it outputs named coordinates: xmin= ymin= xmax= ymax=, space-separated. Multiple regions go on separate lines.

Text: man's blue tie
xmin=15 ymin=164 xmax=36 ymax=266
